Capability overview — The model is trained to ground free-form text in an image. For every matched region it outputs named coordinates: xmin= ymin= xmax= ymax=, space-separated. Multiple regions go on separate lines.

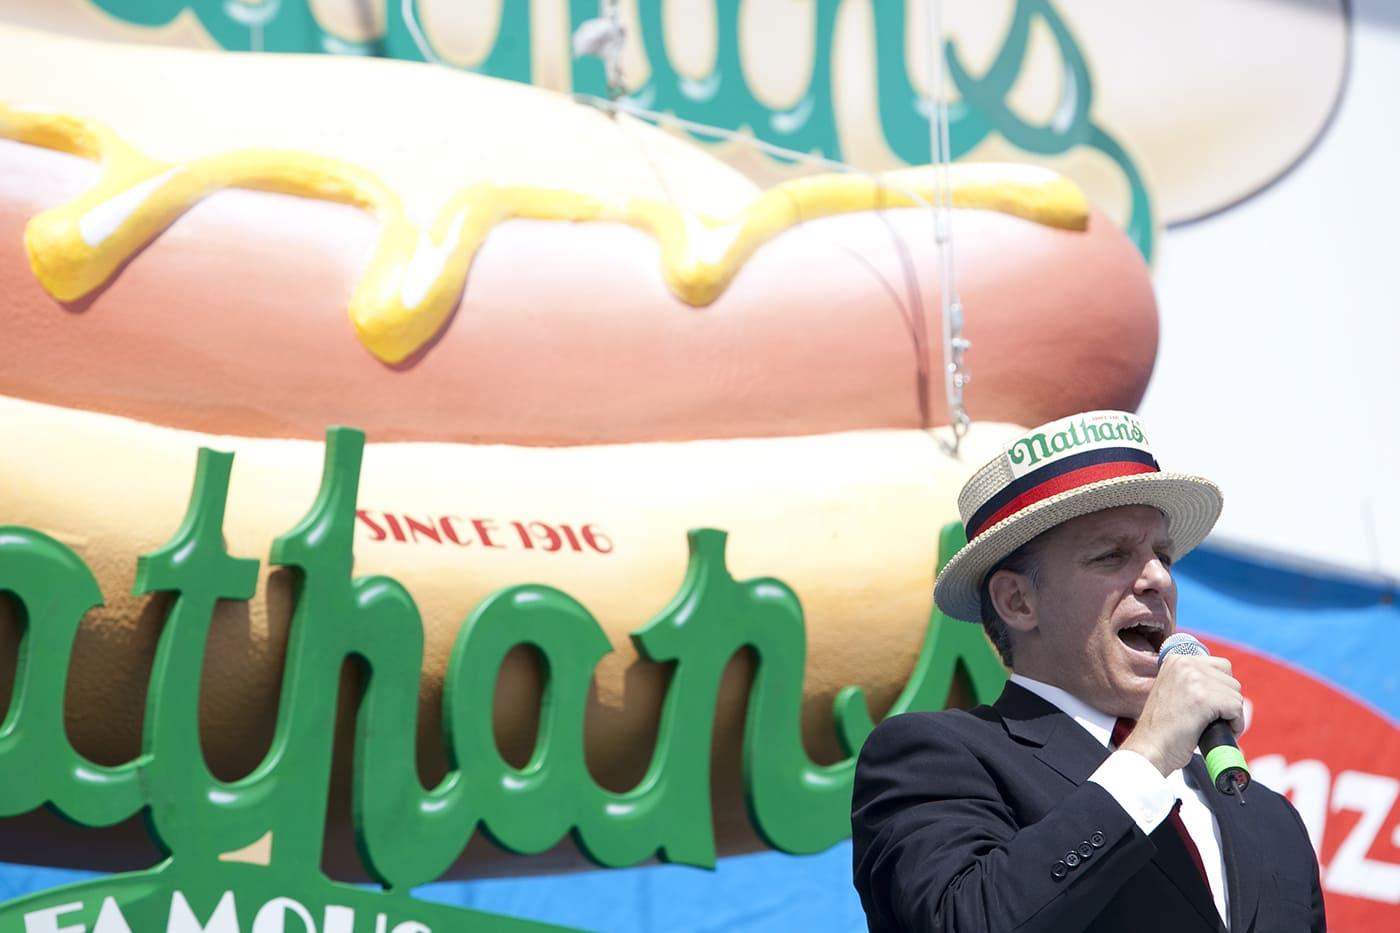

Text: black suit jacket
xmin=851 ymin=682 xmax=1325 ymax=932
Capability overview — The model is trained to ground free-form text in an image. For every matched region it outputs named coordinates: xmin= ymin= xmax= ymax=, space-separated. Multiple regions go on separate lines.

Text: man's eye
xmin=1156 ymin=552 xmax=1174 ymax=568
xmin=1095 ymin=550 xmax=1123 ymax=562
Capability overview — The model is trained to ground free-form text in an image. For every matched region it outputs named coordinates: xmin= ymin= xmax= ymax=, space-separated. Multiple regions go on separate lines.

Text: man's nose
xmin=1136 ymin=556 xmax=1173 ymax=592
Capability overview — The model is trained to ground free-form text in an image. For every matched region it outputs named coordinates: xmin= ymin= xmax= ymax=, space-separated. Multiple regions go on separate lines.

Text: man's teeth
xmin=1118 ymin=625 xmax=1163 ymax=653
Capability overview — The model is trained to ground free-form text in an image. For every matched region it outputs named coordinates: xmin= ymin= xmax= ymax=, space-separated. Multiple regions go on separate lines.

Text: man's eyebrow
xmin=1078 ymin=530 xmax=1176 ymax=552
xmin=1080 ymin=530 xmax=1135 ymax=549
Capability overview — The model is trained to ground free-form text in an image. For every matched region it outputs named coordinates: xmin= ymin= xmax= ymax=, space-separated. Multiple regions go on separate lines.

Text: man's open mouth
xmin=1117 ymin=622 xmax=1167 ymax=656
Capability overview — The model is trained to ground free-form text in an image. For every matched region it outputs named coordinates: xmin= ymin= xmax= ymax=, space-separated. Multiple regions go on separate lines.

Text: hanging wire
xmin=571 ymin=0 xmax=628 ymax=100
xmin=926 ymin=0 xmax=971 ymax=451
xmin=576 ymin=93 xmax=944 ymax=211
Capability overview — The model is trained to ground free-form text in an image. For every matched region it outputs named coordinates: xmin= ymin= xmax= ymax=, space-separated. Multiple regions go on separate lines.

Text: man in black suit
xmin=851 ymin=410 xmax=1325 ymax=931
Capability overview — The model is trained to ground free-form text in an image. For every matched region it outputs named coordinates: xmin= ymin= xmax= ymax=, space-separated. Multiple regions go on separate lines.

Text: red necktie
xmin=1112 ymin=717 xmax=1212 ymax=888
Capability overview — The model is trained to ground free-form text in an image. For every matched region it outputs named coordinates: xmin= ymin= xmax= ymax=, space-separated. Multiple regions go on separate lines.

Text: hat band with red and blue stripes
xmin=964 ymin=447 xmax=1160 ymax=541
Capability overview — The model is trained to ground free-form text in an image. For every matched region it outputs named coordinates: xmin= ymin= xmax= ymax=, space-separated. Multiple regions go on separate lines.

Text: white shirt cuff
xmin=1088 ymin=749 xmax=1177 ymax=834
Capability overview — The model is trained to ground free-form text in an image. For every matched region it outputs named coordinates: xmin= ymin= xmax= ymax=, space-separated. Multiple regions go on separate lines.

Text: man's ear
xmin=987 ymin=568 xmax=1038 ymax=634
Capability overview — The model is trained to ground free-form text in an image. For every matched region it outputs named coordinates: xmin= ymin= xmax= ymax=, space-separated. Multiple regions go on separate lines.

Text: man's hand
xmin=1121 ymin=653 xmax=1245 ymax=776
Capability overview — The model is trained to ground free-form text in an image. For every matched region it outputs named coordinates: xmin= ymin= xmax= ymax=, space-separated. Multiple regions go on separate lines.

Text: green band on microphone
xmin=1205 ymin=745 xmax=1249 ymax=790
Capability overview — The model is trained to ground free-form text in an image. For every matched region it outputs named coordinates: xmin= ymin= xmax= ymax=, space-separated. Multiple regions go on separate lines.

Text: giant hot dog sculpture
xmin=0 ymin=22 xmax=1157 ymax=879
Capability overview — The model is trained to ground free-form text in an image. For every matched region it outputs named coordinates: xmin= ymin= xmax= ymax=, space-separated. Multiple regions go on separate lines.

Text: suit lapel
xmin=994 ymin=681 xmax=1110 ymax=786
xmin=993 ymin=683 xmax=1229 ymax=931
xmin=1190 ymin=756 xmax=1259 ymax=931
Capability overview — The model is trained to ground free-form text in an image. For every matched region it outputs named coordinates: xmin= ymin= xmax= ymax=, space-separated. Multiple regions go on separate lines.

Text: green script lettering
xmin=0 ymin=428 xmax=1007 ymax=929
xmin=0 ymin=528 xmax=141 ymax=825
xmin=1007 ymin=432 xmax=1051 ymax=467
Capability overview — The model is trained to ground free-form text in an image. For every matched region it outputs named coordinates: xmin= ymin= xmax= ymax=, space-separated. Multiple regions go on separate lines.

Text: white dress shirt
xmin=1011 ymin=674 xmax=1231 ymax=927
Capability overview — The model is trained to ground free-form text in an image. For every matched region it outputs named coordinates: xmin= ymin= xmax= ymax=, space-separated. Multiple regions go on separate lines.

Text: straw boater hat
xmin=934 ymin=410 xmax=1224 ymax=622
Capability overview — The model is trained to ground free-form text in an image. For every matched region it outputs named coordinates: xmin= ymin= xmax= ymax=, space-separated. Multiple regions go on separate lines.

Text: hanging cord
xmin=926 ymin=0 xmax=970 ymax=452
xmin=577 ymin=93 xmax=939 ymax=208
xmin=572 ymin=0 xmax=627 ymax=101
xmin=568 ymin=4 xmax=972 ymax=452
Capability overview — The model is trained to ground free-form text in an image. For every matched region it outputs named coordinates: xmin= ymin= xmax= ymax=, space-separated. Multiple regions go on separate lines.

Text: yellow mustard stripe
xmin=0 ymin=105 xmax=1090 ymax=365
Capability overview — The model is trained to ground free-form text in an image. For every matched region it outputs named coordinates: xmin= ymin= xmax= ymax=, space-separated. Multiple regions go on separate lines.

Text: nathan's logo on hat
xmin=1005 ymin=412 xmax=1151 ymax=478
xmin=965 ymin=412 xmax=1161 ymax=542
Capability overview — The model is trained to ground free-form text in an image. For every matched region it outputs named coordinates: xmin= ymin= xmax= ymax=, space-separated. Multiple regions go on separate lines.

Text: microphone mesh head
xmin=1157 ymin=632 xmax=1209 ymax=668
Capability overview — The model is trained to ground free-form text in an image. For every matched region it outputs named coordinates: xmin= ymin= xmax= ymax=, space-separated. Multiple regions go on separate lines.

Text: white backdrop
xmin=1142 ymin=0 xmax=1400 ymax=581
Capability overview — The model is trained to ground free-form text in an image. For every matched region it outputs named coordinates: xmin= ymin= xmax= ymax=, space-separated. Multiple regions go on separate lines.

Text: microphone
xmin=1156 ymin=633 xmax=1251 ymax=799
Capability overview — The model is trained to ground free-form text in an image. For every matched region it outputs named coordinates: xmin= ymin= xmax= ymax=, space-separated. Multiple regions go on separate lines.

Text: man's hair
xmin=977 ymin=536 xmax=1044 ymax=667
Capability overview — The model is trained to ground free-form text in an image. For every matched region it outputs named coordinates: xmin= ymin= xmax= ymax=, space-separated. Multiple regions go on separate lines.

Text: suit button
xmin=1051 ymin=860 xmax=1069 ymax=880
xmin=1089 ymin=831 xmax=1106 ymax=848
xmin=1078 ymin=842 xmax=1094 ymax=859
xmin=1065 ymin=851 xmax=1081 ymax=868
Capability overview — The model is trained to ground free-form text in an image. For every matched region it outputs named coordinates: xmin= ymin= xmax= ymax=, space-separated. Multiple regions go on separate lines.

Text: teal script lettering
xmin=0 ymin=428 xmax=1006 ymax=931
xmin=82 ymin=0 xmax=1155 ymax=259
